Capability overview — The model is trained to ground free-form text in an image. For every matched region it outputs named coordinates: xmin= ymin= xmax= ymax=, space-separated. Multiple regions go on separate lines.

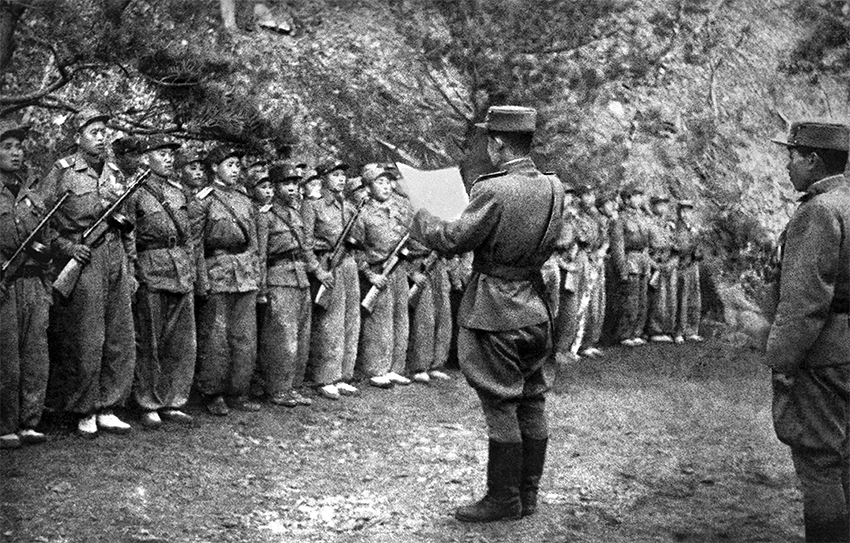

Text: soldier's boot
xmin=520 ymin=436 xmax=548 ymax=517
xmin=455 ymin=440 xmax=522 ymax=523
xmin=802 ymin=482 xmax=849 ymax=543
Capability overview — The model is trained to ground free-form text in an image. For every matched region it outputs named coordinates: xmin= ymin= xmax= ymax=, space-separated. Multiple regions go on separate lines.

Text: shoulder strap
xmin=141 ymin=183 xmax=186 ymax=242
xmin=271 ymin=205 xmax=306 ymax=249
xmin=212 ymin=190 xmax=251 ymax=242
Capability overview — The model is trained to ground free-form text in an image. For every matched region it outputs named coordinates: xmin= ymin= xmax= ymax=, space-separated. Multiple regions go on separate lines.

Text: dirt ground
xmin=1 ymin=339 xmax=803 ymax=543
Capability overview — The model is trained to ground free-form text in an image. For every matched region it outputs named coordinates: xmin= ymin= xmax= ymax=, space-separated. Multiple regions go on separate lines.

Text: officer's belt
xmin=138 ymin=236 xmax=185 ymax=252
xmin=268 ymin=249 xmax=303 ymax=265
xmin=473 ymin=261 xmax=540 ymax=281
xmin=205 ymin=244 xmax=248 ymax=258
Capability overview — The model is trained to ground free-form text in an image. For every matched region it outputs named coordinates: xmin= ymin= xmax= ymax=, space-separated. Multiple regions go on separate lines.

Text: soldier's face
xmin=305 ymin=179 xmax=322 ymax=199
xmin=216 ymin=157 xmax=241 ymax=185
xmin=77 ymin=121 xmax=107 ymax=157
xmin=325 ymin=169 xmax=347 ymax=193
xmin=602 ymin=200 xmax=618 ymax=217
xmin=653 ymin=202 xmax=670 ymax=216
xmin=275 ymin=181 xmax=299 ymax=202
xmin=253 ymin=181 xmax=274 ymax=204
xmin=181 ymin=162 xmax=205 ymax=188
xmin=678 ymin=207 xmax=694 ymax=222
xmin=146 ymin=148 xmax=174 ymax=177
xmin=369 ymin=176 xmax=393 ymax=202
xmin=786 ymin=148 xmax=816 ymax=191
xmin=247 ymin=163 xmax=268 ymax=182
xmin=294 ymin=166 xmax=305 ymax=178
xmin=0 ymin=136 xmax=24 ymax=174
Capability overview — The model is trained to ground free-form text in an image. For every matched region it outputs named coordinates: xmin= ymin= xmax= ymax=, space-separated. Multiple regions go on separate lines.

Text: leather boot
xmin=802 ymin=482 xmax=850 ymax=543
xmin=520 ymin=436 xmax=548 ymax=517
xmin=455 ymin=440 xmax=523 ymax=522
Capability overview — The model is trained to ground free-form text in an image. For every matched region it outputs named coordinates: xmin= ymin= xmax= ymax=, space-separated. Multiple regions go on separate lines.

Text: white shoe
xmin=674 ymin=335 xmax=685 ymax=344
xmin=335 ymin=382 xmax=360 ymax=396
xmin=631 ymin=337 xmax=647 ymax=346
xmin=318 ymin=384 xmax=341 ymax=400
xmin=650 ymin=335 xmax=674 ymax=343
xmin=97 ymin=412 xmax=131 ymax=434
xmin=429 ymin=370 xmax=450 ymax=381
xmin=620 ymin=338 xmax=637 ymax=347
xmin=386 ymin=372 xmax=411 ymax=386
xmin=688 ymin=334 xmax=704 ymax=342
xmin=587 ymin=347 xmax=604 ymax=358
xmin=0 ymin=433 xmax=21 ymax=449
xmin=141 ymin=411 xmax=162 ymax=429
xmin=77 ymin=415 xmax=98 ymax=438
xmin=369 ymin=375 xmax=394 ymax=389
xmin=18 ymin=428 xmax=47 ymax=444
xmin=412 ymin=372 xmax=431 ymax=383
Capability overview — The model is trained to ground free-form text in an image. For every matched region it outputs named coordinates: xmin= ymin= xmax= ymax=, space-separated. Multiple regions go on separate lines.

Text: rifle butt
xmin=361 ymin=286 xmax=382 ymax=313
xmin=53 ymin=258 xmax=84 ymax=298
xmin=408 ymin=283 xmax=421 ymax=305
xmin=314 ymin=284 xmax=331 ymax=309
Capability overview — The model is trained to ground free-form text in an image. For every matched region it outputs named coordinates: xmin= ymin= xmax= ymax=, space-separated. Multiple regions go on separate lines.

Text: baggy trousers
xmin=133 ymin=286 xmax=196 ymax=411
xmin=48 ymin=237 xmax=136 ymax=415
xmin=407 ymin=260 xmax=452 ymax=373
xmin=563 ymin=254 xmax=607 ymax=352
xmin=0 ymin=276 xmax=50 ymax=434
xmin=357 ymin=268 xmax=409 ymax=377
xmin=261 ymin=286 xmax=311 ymax=396
xmin=195 ymin=291 xmax=257 ymax=397
xmin=459 ymin=322 xmax=553 ymax=443
xmin=676 ymin=263 xmax=701 ymax=337
xmin=646 ymin=268 xmax=678 ymax=337
xmin=773 ymin=364 xmax=850 ymax=542
xmin=310 ymin=256 xmax=360 ymax=385
xmin=616 ymin=272 xmax=649 ymax=340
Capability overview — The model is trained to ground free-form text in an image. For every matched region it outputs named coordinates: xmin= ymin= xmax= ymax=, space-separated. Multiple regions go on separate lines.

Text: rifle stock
xmin=407 ymin=251 xmax=440 ymax=304
xmin=361 ymin=233 xmax=409 ymax=314
xmin=312 ymin=200 xmax=365 ymax=308
xmin=52 ymin=168 xmax=151 ymax=298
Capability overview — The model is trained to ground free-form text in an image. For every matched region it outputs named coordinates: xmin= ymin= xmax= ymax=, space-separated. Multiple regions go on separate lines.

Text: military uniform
xmin=189 ymin=178 xmax=260 ymax=408
xmin=301 ymin=188 xmax=360 ymax=388
xmin=570 ymin=200 xmax=609 ymax=354
xmin=768 ymin=122 xmax=850 ymax=542
xmin=645 ymin=203 xmax=679 ymax=340
xmin=42 ymin=152 xmax=137 ymax=419
xmin=257 ymin=194 xmax=317 ymax=403
xmin=407 ymin=244 xmax=453 ymax=378
xmin=0 ymin=172 xmax=53 ymax=443
xmin=552 ymin=198 xmax=579 ymax=358
xmin=610 ymin=200 xmax=652 ymax=343
xmin=127 ymin=170 xmax=196 ymax=417
xmin=673 ymin=205 xmax=702 ymax=340
xmin=353 ymin=192 xmax=411 ymax=381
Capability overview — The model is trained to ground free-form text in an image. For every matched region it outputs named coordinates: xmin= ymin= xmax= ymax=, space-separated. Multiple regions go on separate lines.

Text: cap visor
xmin=474 ymin=122 xmax=487 ymax=129
xmin=771 ymin=137 xmax=792 ymax=147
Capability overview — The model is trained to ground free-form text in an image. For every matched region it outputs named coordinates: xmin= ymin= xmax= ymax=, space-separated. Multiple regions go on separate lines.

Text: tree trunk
xmin=0 ymin=1 xmax=25 ymax=72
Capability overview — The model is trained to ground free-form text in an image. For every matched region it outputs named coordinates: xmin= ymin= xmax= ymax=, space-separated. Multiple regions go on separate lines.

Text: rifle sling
xmin=141 ymin=183 xmax=186 ymax=244
xmin=212 ymin=190 xmax=251 ymax=245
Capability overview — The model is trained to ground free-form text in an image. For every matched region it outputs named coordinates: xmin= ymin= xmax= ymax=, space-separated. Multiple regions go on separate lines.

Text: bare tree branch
xmin=421 ymin=63 xmax=473 ymax=123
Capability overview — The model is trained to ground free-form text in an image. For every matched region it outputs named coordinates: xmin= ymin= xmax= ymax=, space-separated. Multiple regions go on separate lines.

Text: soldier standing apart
xmin=571 ymin=184 xmax=609 ymax=358
xmin=610 ymin=185 xmax=652 ymax=347
xmin=645 ymin=194 xmax=679 ymax=343
xmin=127 ymin=136 xmax=196 ymax=428
xmin=42 ymin=109 xmax=137 ymax=437
xmin=673 ymin=200 xmax=703 ymax=343
xmin=353 ymin=164 xmax=412 ymax=388
xmin=190 ymin=145 xmax=261 ymax=416
xmin=768 ymin=121 xmax=850 ymax=543
xmin=0 ymin=121 xmax=51 ymax=448
xmin=411 ymin=106 xmax=564 ymax=522
xmin=257 ymin=165 xmax=325 ymax=407
xmin=301 ymin=158 xmax=360 ymax=400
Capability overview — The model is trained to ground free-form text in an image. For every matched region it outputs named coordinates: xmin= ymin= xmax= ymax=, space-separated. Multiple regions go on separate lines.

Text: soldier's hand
xmin=369 ymin=273 xmax=388 ymax=289
xmin=316 ymin=269 xmax=334 ymax=290
xmin=771 ymin=371 xmax=795 ymax=388
xmin=410 ymin=272 xmax=428 ymax=287
xmin=72 ymin=245 xmax=92 ymax=264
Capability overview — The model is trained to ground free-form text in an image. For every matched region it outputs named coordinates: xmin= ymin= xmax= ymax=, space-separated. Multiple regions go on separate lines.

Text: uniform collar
xmin=73 ymin=152 xmax=119 ymax=175
xmin=321 ymin=188 xmax=344 ymax=207
xmin=499 ymin=156 xmax=535 ymax=172
xmin=801 ymin=174 xmax=847 ymax=201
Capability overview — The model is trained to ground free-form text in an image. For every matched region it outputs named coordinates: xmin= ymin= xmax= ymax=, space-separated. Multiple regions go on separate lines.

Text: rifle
xmin=53 ymin=168 xmax=151 ymax=298
xmin=361 ymin=233 xmax=410 ymax=313
xmin=313 ymin=199 xmax=366 ymax=309
xmin=0 ymin=191 xmax=71 ymax=293
xmin=407 ymin=250 xmax=439 ymax=305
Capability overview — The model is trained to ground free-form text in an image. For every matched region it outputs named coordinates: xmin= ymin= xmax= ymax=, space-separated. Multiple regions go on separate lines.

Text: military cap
xmin=244 ymin=154 xmax=271 ymax=168
xmin=621 ymin=184 xmax=645 ymax=197
xmin=650 ymin=194 xmax=671 ymax=205
xmin=475 ymin=105 xmax=537 ymax=133
xmin=292 ymin=159 xmax=308 ymax=169
xmin=73 ymin=108 xmax=110 ymax=132
xmin=0 ymin=120 xmax=29 ymax=141
xmin=678 ymin=199 xmax=695 ymax=209
xmin=772 ymin=121 xmax=850 ymax=151
xmin=138 ymin=135 xmax=180 ymax=154
xmin=360 ymin=163 xmax=392 ymax=185
xmin=175 ymin=148 xmax=204 ymax=169
xmin=112 ymin=136 xmax=141 ymax=156
xmin=316 ymin=157 xmax=349 ymax=176
xmin=303 ymin=169 xmax=322 ymax=184
xmin=268 ymin=163 xmax=301 ymax=184
xmin=206 ymin=144 xmax=243 ymax=166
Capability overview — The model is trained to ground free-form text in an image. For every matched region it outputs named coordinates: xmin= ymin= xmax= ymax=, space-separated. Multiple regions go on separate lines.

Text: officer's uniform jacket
xmin=767 ymin=174 xmax=850 ymax=373
xmin=258 ymin=199 xmax=318 ymax=290
xmin=673 ymin=219 xmax=701 ymax=268
xmin=189 ymin=181 xmax=259 ymax=294
xmin=610 ymin=206 xmax=651 ymax=279
xmin=353 ymin=196 xmax=410 ymax=271
xmin=301 ymin=188 xmax=357 ymax=264
xmin=40 ymin=153 xmax=133 ymax=262
xmin=127 ymin=175 xmax=194 ymax=293
xmin=411 ymin=157 xmax=564 ymax=332
xmin=0 ymin=176 xmax=53 ymax=273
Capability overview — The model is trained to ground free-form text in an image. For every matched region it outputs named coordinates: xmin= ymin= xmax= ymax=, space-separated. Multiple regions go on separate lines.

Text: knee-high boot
xmin=455 ymin=440 xmax=523 ymax=523
xmin=520 ymin=436 xmax=548 ymax=517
